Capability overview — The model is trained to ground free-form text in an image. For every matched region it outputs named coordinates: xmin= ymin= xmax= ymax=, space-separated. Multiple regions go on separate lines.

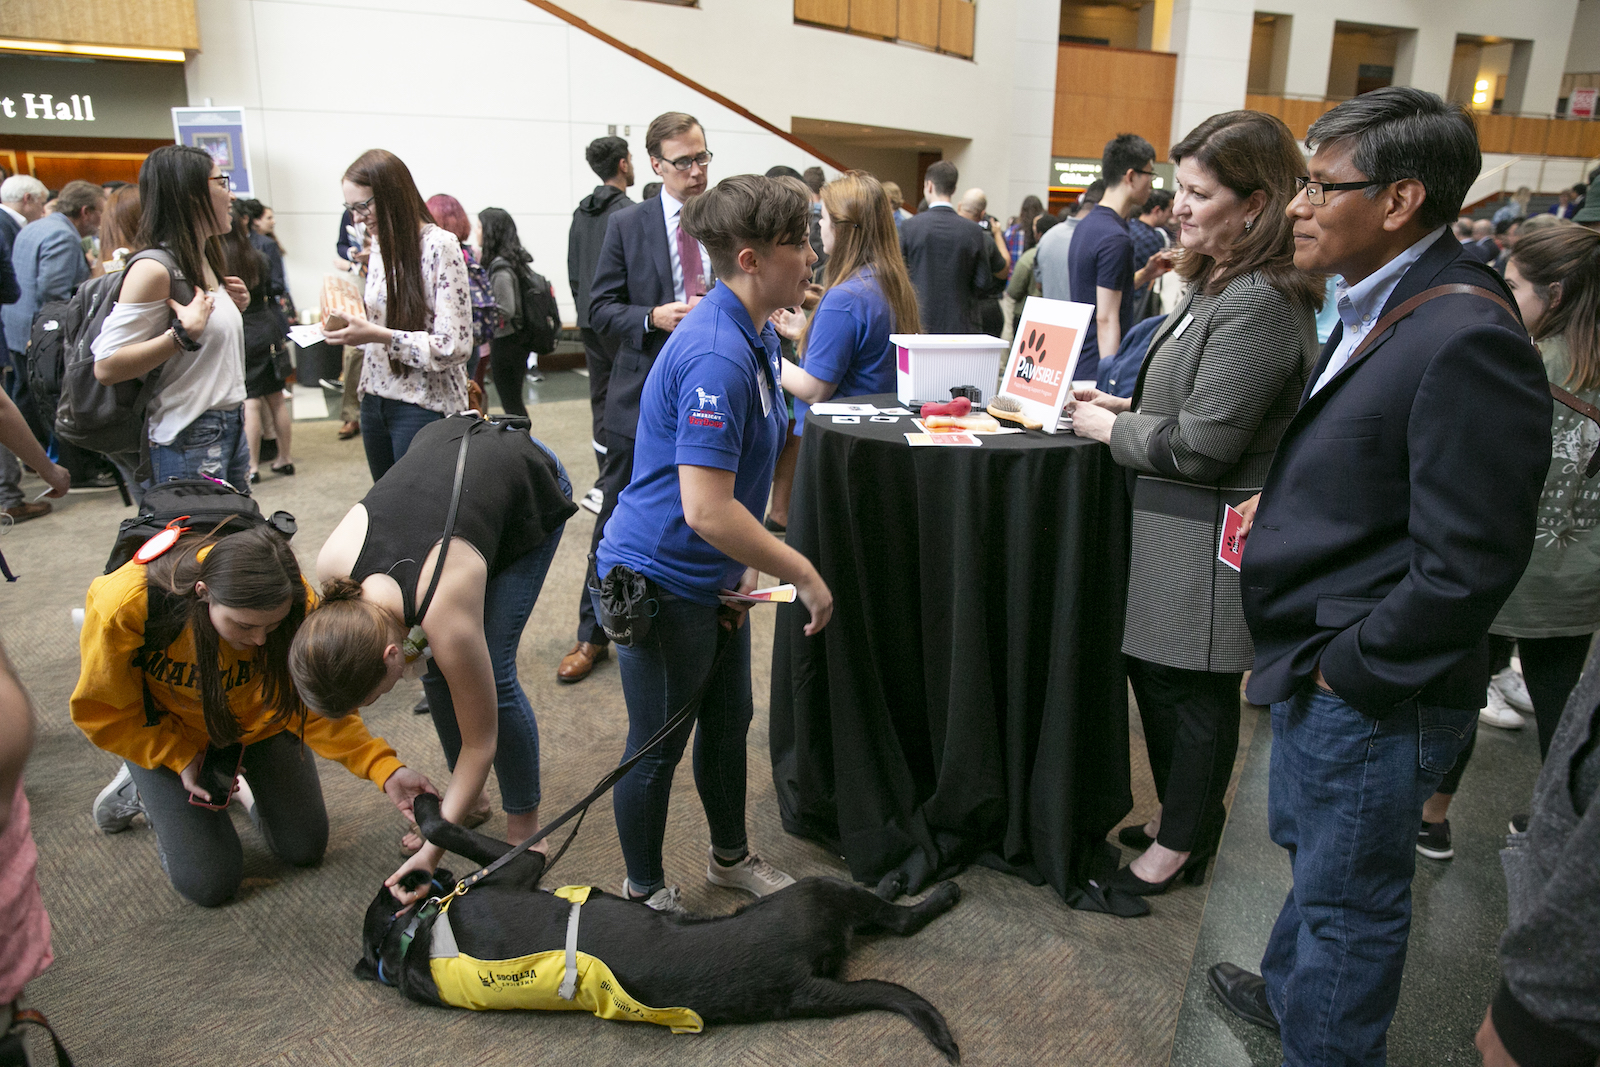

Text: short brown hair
xmin=646 ymin=112 xmax=702 ymax=160
xmin=56 ymin=179 xmax=104 ymax=219
xmin=1171 ymin=110 xmax=1323 ymax=311
xmin=679 ymin=174 xmax=809 ymax=278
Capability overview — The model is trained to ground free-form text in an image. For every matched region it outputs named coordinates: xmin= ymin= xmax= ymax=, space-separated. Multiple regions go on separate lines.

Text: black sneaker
xmin=1416 ymin=819 xmax=1453 ymax=860
xmin=69 ymin=470 xmax=119 ymax=492
xmin=1509 ymin=814 xmax=1528 ymax=834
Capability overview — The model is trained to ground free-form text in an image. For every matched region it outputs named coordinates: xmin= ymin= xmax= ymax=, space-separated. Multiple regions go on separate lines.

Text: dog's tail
xmin=787 ymin=977 xmax=960 ymax=1064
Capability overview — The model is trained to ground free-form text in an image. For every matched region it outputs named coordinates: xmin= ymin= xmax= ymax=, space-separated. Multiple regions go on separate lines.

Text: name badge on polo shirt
xmin=757 ymin=356 xmax=774 ymax=417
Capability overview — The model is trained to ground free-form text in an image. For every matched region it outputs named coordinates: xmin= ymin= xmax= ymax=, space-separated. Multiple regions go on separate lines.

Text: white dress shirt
xmin=1310 ymin=227 xmax=1446 ymax=396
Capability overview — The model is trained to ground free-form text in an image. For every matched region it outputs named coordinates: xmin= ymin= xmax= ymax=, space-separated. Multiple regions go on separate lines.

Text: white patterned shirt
xmin=358 ymin=223 xmax=473 ymax=413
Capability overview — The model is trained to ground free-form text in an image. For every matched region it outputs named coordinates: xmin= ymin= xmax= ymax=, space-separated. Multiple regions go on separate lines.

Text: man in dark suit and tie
xmin=1205 ymin=89 xmax=1552 ymax=1066
xmin=898 ymin=160 xmax=1006 ymax=333
xmin=558 ymin=111 xmax=713 ymax=683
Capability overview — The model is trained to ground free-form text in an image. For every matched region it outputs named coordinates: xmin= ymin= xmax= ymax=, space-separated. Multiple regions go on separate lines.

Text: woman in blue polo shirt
xmin=766 ymin=172 xmax=921 ymax=528
xmin=595 ymin=175 xmax=834 ymax=913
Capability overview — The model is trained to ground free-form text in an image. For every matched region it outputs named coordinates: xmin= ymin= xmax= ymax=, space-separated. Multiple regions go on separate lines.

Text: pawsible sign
xmin=999 ymin=296 xmax=1093 ymax=434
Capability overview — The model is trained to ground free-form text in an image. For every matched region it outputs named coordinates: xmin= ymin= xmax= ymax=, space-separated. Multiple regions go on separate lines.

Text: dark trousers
xmin=123 ymin=731 xmax=328 ymax=907
xmin=488 ymin=335 xmax=529 ymax=418
xmin=581 ymin=327 xmax=615 ymax=475
xmin=575 ymin=433 xmax=634 ymax=646
xmin=1438 ymin=632 xmax=1594 ymax=794
xmin=1263 ymin=685 xmax=1475 ymax=1066
xmin=359 ymin=394 xmax=443 ymax=482
xmin=1126 ymin=656 xmax=1243 ymax=854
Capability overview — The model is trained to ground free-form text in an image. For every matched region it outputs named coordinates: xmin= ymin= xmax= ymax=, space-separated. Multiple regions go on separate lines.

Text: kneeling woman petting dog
xmin=71 ymin=526 xmax=437 ymax=907
xmin=594 ymin=174 xmax=834 ymax=912
xmin=291 ymin=416 xmax=575 ymax=904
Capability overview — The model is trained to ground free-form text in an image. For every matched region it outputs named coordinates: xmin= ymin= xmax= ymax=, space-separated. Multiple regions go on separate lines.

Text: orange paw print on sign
xmin=1010 ymin=321 xmax=1078 ymax=403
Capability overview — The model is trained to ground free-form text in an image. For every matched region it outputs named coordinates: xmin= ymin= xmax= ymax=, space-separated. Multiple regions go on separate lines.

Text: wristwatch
xmin=170 ymin=321 xmax=202 ymax=351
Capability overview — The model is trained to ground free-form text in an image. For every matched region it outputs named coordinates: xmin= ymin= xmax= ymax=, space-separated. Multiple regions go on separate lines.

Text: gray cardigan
xmin=1494 ymin=646 xmax=1600 ymax=1064
xmin=1109 ymin=271 xmax=1316 ymax=672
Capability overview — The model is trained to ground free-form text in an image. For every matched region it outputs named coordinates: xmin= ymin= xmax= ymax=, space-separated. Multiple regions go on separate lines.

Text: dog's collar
xmin=376 ymin=880 xmax=449 ymax=987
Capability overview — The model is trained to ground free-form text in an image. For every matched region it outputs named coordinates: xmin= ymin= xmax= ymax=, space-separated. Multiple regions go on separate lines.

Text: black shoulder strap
xmin=409 ymin=420 xmax=475 ymax=628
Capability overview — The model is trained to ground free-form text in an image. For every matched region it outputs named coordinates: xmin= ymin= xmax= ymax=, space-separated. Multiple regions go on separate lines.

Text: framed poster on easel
xmin=998 ymin=296 xmax=1093 ymax=433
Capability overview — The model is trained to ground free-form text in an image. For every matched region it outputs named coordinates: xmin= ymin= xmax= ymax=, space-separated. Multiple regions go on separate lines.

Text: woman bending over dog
xmin=72 ymin=526 xmax=437 ymax=907
xmin=291 ymin=415 xmax=574 ymax=905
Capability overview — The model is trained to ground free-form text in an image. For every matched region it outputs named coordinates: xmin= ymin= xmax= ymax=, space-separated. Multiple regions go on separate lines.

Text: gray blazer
xmin=1109 ymin=271 xmax=1317 ymax=672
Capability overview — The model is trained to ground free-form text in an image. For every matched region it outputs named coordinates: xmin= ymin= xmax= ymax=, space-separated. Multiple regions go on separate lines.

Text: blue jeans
xmin=423 ymin=441 xmax=569 ymax=814
xmin=148 ymin=407 xmax=250 ymax=492
xmin=602 ymin=592 xmax=753 ymax=896
xmin=360 ymin=393 xmax=443 ymax=482
xmin=1261 ymin=684 xmax=1476 ymax=1066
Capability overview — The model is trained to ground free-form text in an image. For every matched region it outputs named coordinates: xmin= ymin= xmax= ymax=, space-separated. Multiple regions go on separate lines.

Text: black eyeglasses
xmin=209 ymin=175 xmax=231 ymax=189
xmin=343 ymin=194 xmax=376 ymax=217
xmin=1295 ymin=176 xmax=1385 ymax=206
xmin=653 ymin=151 xmax=713 ymax=172
xmin=1133 ymin=168 xmax=1156 ymax=177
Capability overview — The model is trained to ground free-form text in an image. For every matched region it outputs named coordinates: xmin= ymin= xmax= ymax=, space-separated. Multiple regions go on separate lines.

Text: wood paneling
xmin=1248 ymin=92 xmax=1600 ymax=159
xmin=1475 ymin=113 xmax=1516 ymax=155
xmin=1054 ymin=44 xmax=1176 ymax=161
xmin=2 ymin=0 xmax=198 ymax=51
xmin=27 ymin=151 xmax=145 ymax=188
xmin=794 ymin=0 xmax=849 ymax=30
xmin=851 ymin=0 xmax=899 ymax=39
xmin=1244 ymin=94 xmax=1338 ymax=140
xmin=939 ymin=0 xmax=974 ymax=58
xmin=898 ymin=0 xmax=939 ymax=47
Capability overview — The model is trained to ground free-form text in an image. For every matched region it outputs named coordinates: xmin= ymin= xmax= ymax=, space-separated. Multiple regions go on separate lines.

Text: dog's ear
xmin=353 ymin=957 xmax=378 ymax=982
xmin=397 ymin=868 xmax=433 ymax=893
xmin=433 ymin=867 xmax=457 ymax=891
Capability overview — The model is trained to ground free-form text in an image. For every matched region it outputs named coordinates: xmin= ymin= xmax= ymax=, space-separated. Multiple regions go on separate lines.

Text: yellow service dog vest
xmin=427 ymin=886 xmax=703 ymax=1033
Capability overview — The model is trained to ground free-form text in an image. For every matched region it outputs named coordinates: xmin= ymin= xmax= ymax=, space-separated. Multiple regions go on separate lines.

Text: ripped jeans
xmin=148 ymin=407 xmax=251 ymax=493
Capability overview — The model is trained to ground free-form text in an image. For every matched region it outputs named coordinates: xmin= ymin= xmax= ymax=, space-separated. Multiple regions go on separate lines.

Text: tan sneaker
xmin=706 ymin=849 xmax=796 ymax=896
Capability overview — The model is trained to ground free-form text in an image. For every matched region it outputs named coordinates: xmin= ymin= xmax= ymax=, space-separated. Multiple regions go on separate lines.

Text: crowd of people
xmin=1 ymin=85 xmax=1599 ymax=1067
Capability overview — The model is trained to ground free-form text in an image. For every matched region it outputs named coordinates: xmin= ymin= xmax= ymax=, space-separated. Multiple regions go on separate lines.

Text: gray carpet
xmin=6 ymin=393 xmax=1252 ymax=1066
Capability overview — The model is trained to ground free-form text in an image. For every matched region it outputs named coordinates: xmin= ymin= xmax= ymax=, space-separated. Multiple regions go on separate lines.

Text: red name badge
xmin=1218 ymin=505 xmax=1245 ymax=572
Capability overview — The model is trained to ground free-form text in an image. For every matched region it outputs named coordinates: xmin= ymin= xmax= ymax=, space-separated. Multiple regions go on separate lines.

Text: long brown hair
xmin=1510 ymin=225 xmax=1600 ymax=390
xmin=802 ymin=171 xmax=921 ymax=356
xmin=136 ymin=144 xmax=228 ymax=291
xmin=143 ymin=526 xmax=307 ymax=746
xmin=220 ymin=201 xmax=261 ymax=292
xmin=1170 ymin=111 xmax=1323 ymax=311
xmin=288 ymin=577 xmax=405 ymax=717
xmin=344 ymin=149 xmax=432 ymax=332
xmin=99 ymin=184 xmax=143 ymax=263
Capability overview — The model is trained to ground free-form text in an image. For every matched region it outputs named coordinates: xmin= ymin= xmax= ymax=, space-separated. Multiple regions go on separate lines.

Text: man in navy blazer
xmin=557 ymin=111 xmax=712 ymax=683
xmin=1206 ymin=90 xmax=1552 ymax=1066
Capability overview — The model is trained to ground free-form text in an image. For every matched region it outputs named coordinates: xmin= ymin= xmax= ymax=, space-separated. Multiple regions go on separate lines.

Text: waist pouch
xmin=589 ymin=561 xmax=660 ymax=647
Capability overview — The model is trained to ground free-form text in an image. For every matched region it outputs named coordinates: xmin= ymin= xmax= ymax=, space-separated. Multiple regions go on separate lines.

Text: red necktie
xmin=677 ymin=224 xmax=706 ymax=300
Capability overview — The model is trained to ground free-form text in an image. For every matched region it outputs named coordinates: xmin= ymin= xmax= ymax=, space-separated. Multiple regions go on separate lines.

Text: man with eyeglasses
xmin=1206 ymin=88 xmax=1552 ymax=1067
xmin=559 ymin=111 xmax=713 ymax=684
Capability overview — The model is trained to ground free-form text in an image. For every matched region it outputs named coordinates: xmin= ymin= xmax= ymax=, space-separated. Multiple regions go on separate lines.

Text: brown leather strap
xmin=1348 ymin=283 xmax=1513 ymax=362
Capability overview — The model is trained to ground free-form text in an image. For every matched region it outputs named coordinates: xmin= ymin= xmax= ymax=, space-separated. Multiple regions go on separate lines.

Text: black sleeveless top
xmin=351 ymin=417 xmax=576 ymax=625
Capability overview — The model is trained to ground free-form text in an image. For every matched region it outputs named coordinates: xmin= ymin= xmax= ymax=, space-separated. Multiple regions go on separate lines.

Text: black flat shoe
xmin=764 ymin=516 xmax=787 ymax=534
xmin=1105 ymin=851 xmax=1211 ymax=896
xmin=270 ymin=462 xmax=295 ymax=476
xmin=1117 ymin=824 xmax=1155 ymax=850
xmin=249 ymin=471 xmax=260 ymax=484
xmin=1207 ymin=962 xmax=1278 ymax=1033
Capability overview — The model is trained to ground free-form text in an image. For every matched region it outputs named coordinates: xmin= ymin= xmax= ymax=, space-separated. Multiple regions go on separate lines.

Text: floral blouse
xmin=359 ymin=223 xmax=473 ymax=413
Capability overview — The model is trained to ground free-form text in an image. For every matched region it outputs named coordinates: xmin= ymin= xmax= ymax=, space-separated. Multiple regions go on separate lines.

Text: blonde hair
xmin=801 ymin=172 xmax=922 ymax=357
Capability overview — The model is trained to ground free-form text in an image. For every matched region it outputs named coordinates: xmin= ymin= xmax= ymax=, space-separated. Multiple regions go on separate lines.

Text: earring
xmin=1244 ymin=218 xmax=1255 ymax=232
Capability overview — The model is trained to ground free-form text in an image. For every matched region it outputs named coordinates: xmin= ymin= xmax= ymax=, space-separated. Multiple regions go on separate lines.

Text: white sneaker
xmin=706 ymin=849 xmax=797 ymax=897
xmin=618 ymin=881 xmax=687 ymax=916
xmin=1489 ymin=665 xmax=1533 ymax=714
xmin=92 ymin=765 xmax=144 ymax=833
xmin=579 ymin=487 xmax=602 ymax=515
xmin=1479 ymin=686 xmax=1526 ymax=730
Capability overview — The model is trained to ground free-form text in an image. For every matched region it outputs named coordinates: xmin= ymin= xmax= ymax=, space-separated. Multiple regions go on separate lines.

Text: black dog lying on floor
xmin=355 ymin=795 xmax=961 ymax=1062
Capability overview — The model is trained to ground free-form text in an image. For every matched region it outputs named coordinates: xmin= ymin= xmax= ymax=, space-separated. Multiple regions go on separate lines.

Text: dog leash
xmin=435 ymin=622 xmax=737 ymax=905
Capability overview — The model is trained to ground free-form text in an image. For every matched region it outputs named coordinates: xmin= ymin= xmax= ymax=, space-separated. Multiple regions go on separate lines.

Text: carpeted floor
xmin=5 ymin=391 xmax=1256 ymax=1066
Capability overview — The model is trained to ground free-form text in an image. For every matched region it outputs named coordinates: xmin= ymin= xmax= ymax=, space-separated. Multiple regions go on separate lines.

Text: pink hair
xmin=425 ymin=193 xmax=470 ymax=242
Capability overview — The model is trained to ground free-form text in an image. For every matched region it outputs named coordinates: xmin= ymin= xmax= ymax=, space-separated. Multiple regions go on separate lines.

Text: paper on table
xmin=880 ymin=407 xmax=912 ymax=416
xmin=870 ymin=415 xmax=899 ymax=423
xmin=905 ymin=432 xmax=982 ymax=447
xmin=812 ymin=402 xmax=879 ymax=416
xmin=718 ymin=584 xmax=797 ymax=605
xmin=1218 ymin=505 xmax=1245 ymax=571
xmin=911 ymin=418 xmax=1021 ymax=436
xmin=832 ymin=415 xmax=860 ymax=424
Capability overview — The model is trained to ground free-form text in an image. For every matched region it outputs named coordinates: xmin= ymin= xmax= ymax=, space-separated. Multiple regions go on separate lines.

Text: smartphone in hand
xmin=189 ymin=743 xmax=244 ymax=810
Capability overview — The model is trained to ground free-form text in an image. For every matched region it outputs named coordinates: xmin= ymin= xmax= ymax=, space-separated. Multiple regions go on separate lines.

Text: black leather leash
xmin=436 ymin=616 xmax=737 ymax=903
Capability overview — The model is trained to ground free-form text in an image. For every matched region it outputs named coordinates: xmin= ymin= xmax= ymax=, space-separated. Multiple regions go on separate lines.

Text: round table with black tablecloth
xmin=770 ymin=394 xmax=1132 ymax=903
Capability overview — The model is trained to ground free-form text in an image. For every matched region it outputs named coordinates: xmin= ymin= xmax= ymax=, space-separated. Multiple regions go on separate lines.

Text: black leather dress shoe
xmin=1207 ymin=962 xmax=1278 ymax=1033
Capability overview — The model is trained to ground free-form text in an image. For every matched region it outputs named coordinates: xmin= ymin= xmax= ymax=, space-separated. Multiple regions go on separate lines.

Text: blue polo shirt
xmin=597 ymin=282 xmax=786 ymax=605
xmin=791 ymin=268 xmax=897 ymax=433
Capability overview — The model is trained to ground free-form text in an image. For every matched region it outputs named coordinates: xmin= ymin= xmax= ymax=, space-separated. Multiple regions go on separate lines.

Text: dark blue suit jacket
xmin=0 ymin=212 xmax=19 ymax=307
xmin=588 ymin=196 xmax=679 ymax=442
xmin=1241 ymin=231 xmax=1552 ymax=715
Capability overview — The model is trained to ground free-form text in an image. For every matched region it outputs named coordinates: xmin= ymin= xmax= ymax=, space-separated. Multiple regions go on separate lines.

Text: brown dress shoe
xmin=1 ymin=501 xmax=52 ymax=524
xmin=557 ymin=641 xmax=610 ymax=683
xmin=338 ymin=421 xmax=361 ymax=440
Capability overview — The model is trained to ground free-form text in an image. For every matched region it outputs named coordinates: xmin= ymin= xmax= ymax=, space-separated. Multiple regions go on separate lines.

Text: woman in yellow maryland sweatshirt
xmin=72 ymin=525 xmax=437 ymax=907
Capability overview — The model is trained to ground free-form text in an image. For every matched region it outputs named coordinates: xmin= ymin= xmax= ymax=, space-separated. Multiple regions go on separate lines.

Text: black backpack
xmin=493 ymin=258 xmax=560 ymax=356
xmin=35 ymin=248 xmax=193 ymax=456
xmin=107 ymin=479 xmax=297 ymax=724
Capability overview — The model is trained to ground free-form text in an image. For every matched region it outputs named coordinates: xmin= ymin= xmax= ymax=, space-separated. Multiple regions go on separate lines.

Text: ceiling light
xmin=1475 ymin=79 xmax=1490 ymax=92
xmin=1473 ymin=91 xmax=1488 ymax=104
xmin=0 ymin=37 xmax=186 ymax=62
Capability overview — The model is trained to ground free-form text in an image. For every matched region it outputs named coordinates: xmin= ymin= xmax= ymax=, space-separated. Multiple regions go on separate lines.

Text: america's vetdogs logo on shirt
xmin=687 ymin=386 xmax=726 ymax=429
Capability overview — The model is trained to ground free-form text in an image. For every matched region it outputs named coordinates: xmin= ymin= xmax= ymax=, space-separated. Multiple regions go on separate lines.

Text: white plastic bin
xmin=889 ymin=334 xmax=1012 ymax=407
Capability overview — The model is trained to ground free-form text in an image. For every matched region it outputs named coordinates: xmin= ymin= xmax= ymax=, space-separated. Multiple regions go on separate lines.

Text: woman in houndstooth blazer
xmin=1068 ymin=111 xmax=1322 ymax=897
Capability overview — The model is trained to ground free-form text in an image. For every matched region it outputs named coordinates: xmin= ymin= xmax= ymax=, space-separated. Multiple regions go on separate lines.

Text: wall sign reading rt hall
xmin=3 ymin=92 xmax=98 ymax=122
xmin=0 ymin=55 xmax=186 ymax=138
